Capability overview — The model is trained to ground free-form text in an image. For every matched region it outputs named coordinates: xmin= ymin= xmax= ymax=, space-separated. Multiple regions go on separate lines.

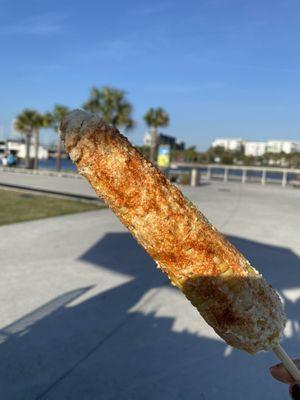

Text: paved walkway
xmin=0 ymin=170 xmax=96 ymax=199
xmin=1 ymin=183 xmax=300 ymax=399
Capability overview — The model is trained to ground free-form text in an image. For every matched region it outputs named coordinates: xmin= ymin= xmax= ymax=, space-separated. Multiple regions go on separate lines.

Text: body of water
xmin=16 ymin=157 xmax=77 ymax=172
xmin=39 ymin=158 xmax=77 ymax=171
xmin=5 ymin=158 xmax=299 ymax=184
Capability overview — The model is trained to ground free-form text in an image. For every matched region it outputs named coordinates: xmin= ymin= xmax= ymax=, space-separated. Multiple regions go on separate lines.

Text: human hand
xmin=270 ymin=359 xmax=300 ymax=399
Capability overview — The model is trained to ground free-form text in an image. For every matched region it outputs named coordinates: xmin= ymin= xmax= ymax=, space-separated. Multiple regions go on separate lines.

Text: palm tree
xmin=82 ymin=87 xmax=102 ymax=114
xmin=32 ymin=112 xmax=53 ymax=170
xmin=14 ymin=110 xmax=52 ymax=169
xmin=83 ymin=86 xmax=134 ymax=130
xmin=143 ymin=107 xmax=169 ymax=163
xmin=34 ymin=112 xmax=53 ymax=170
xmin=50 ymin=105 xmax=70 ymax=171
xmin=14 ymin=109 xmax=38 ymax=169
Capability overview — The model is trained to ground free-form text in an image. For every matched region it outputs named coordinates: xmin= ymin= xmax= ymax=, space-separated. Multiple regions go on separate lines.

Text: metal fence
xmin=168 ymin=164 xmax=300 ymax=187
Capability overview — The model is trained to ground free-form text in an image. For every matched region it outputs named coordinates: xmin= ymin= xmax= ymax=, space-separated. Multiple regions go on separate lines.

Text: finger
xmin=270 ymin=360 xmax=300 ymax=384
xmin=289 ymin=384 xmax=300 ymax=399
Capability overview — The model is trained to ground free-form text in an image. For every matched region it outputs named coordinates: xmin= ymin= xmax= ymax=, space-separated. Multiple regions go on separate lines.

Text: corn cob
xmin=59 ymin=110 xmax=285 ymax=354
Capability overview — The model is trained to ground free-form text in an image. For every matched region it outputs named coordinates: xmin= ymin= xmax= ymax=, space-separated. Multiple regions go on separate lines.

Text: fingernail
xmin=270 ymin=364 xmax=281 ymax=371
xmin=290 ymin=384 xmax=300 ymax=399
xmin=269 ymin=364 xmax=282 ymax=374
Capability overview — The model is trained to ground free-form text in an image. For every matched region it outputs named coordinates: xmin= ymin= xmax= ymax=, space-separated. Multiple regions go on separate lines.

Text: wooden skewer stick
xmin=273 ymin=344 xmax=300 ymax=381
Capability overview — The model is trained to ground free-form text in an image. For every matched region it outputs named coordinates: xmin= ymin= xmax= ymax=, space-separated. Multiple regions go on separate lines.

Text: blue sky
xmin=1 ymin=0 xmax=300 ymax=150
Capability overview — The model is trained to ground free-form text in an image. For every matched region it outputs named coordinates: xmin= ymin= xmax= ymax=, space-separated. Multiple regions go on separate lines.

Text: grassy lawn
xmin=0 ymin=189 xmax=104 ymax=226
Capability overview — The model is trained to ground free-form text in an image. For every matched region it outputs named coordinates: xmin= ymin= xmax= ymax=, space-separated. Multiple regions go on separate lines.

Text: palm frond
xmin=14 ymin=109 xmax=44 ymax=135
xmin=143 ymin=107 xmax=169 ymax=128
xmin=82 ymin=86 xmax=135 ymax=130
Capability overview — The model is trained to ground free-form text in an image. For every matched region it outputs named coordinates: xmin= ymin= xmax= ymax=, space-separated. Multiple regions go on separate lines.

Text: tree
xmin=50 ymin=105 xmax=70 ymax=171
xmin=14 ymin=109 xmax=37 ymax=168
xmin=82 ymin=87 xmax=102 ymax=114
xmin=143 ymin=107 xmax=169 ymax=163
xmin=14 ymin=110 xmax=52 ymax=169
xmin=39 ymin=112 xmax=54 ymax=167
xmin=33 ymin=112 xmax=53 ymax=170
xmin=83 ymin=86 xmax=134 ymax=130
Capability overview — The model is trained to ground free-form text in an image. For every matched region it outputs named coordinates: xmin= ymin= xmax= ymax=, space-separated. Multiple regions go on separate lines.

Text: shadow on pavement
xmin=0 ymin=233 xmax=299 ymax=399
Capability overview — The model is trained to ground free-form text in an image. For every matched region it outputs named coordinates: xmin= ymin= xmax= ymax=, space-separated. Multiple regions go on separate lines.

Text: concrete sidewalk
xmin=0 ymin=170 xmax=96 ymax=199
xmin=1 ymin=183 xmax=300 ymax=399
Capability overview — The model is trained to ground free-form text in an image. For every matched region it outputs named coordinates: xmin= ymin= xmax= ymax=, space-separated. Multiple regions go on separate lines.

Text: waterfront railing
xmin=1 ymin=163 xmax=300 ymax=188
xmin=169 ymin=163 xmax=300 ymax=187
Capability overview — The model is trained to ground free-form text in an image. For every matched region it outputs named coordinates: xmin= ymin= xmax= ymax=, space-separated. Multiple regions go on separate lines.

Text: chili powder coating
xmin=60 ymin=110 xmax=285 ymax=354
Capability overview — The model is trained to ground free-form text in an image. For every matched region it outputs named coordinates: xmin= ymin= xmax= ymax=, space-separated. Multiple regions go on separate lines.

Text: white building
xmin=143 ymin=132 xmax=152 ymax=147
xmin=212 ymin=138 xmax=243 ymax=152
xmin=143 ymin=132 xmax=185 ymax=151
xmin=210 ymin=137 xmax=300 ymax=157
xmin=266 ymin=140 xmax=300 ymax=154
xmin=244 ymin=141 xmax=267 ymax=157
xmin=6 ymin=140 xmax=48 ymax=159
